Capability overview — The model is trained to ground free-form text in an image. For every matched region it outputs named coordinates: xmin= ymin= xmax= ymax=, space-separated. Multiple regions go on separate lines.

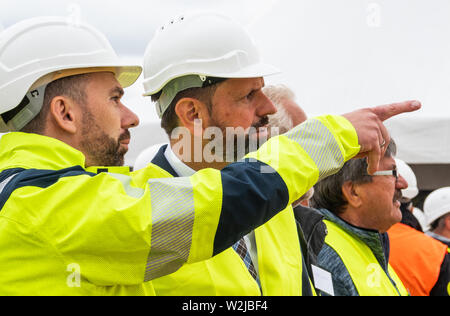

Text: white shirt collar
xmin=164 ymin=145 xmax=196 ymax=177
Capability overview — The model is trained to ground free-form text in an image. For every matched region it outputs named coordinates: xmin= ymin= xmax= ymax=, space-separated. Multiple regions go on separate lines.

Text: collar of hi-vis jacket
xmin=319 ymin=208 xmax=391 ymax=270
xmin=0 ymin=132 xmax=130 ymax=175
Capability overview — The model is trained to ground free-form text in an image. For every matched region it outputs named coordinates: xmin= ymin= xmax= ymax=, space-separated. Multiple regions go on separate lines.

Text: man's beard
xmin=80 ymin=111 xmax=129 ymax=167
xmin=208 ymin=115 xmax=270 ymax=163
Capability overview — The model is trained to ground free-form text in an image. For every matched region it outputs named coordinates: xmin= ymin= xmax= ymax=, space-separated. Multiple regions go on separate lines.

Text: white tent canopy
xmin=386 ymin=116 xmax=450 ymax=164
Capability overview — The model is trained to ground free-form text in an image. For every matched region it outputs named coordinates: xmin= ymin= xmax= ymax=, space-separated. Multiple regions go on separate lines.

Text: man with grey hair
xmin=264 ymin=84 xmax=324 ymax=292
xmin=264 ymin=84 xmax=312 ymax=206
xmin=310 ymin=140 xmax=410 ymax=296
xmin=264 ymin=84 xmax=308 ymax=135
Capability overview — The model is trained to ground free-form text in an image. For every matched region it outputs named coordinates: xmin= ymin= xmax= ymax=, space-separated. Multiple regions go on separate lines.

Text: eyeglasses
xmin=372 ymin=169 xmax=398 ymax=181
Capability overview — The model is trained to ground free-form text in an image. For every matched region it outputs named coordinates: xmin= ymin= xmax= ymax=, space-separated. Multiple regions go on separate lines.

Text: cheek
xmin=97 ymin=108 xmax=122 ymax=134
xmin=211 ymin=107 xmax=254 ymax=129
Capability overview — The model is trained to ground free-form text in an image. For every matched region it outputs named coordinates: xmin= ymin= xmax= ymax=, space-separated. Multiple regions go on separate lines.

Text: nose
xmin=120 ymin=102 xmax=140 ymax=129
xmin=255 ymin=91 xmax=277 ymax=118
xmin=396 ymin=174 xmax=408 ymax=190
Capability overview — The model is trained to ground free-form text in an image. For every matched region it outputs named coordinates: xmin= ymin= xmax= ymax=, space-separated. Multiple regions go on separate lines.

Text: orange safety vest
xmin=388 ymin=223 xmax=448 ymax=296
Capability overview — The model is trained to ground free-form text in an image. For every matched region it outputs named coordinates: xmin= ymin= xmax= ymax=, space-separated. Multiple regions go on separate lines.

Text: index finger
xmin=372 ymin=100 xmax=421 ymax=122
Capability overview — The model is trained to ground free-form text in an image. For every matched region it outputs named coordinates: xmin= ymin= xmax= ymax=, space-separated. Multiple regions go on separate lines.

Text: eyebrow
xmin=110 ymin=86 xmax=125 ymax=97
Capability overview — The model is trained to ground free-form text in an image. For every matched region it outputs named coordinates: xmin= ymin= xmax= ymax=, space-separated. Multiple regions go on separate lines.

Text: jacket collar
xmin=0 ymin=132 xmax=86 ymax=171
xmin=151 ymin=144 xmax=179 ymax=177
xmin=320 ymin=208 xmax=390 ymax=269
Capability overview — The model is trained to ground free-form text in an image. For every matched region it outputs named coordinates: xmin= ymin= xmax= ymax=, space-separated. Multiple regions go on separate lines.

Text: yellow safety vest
xmin=0 ymin=115 xmax=359 ymax=295
xmin=324 ymin=220 xmax=409 ymax=296
xmin=152 ymin=204 xmax=303 ymax=296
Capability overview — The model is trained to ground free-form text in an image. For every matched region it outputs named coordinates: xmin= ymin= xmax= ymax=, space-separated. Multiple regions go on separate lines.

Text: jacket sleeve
xmin=211 ymin=115 xmax=360 ymax=256
xmin=150 ymin=114 xmax=360 ymax=277
xmin=16 ymin=114 xmax=359 ymax=285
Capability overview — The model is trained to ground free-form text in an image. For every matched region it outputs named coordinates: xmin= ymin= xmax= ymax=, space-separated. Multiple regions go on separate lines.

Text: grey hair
xmin=264 ymin=84 xmax=296 ymax=134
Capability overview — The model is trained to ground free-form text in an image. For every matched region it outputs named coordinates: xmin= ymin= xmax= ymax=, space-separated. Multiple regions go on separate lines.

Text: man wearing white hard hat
xmin=140 ymin=11 xmax=421 ymax=296
xmin=424 ymin=188 xmax=450 ymax=247
xmin=394 ymin=158 xmax=426 ymax=231
xmin=0 ymin=16 xmax=393 ymax=296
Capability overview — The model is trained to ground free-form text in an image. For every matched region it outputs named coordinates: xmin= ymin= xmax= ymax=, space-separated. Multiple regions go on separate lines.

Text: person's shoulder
xmin=134 ymin=143 xmax=168 ymax=171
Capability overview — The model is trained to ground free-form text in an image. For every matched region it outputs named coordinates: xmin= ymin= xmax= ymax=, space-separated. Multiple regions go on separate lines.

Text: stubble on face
xmin=80 ymin=108 xmax=130 ymax=167
xmin=208 ymin=113 xmax=270 ymax=162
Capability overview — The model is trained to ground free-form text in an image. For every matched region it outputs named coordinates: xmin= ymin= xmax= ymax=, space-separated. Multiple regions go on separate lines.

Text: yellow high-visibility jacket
xmin=323 ymin=220 xmax=409 ymax=296
xmin=153 ymin=204 xmax=306 ymax=296
xmin=0 ymin=115 xmax=359 ymax=295
xmin=150 ymin=144 xmax=312 ymax=296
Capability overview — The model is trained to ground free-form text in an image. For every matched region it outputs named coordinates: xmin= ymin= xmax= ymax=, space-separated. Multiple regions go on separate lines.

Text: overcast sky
xmin=0 ymin=0 xmax=278 ymax=56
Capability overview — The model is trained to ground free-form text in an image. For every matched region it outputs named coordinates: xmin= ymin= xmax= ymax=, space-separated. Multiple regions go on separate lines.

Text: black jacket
xmin=293 ymin=205 xmax=327 ymax=278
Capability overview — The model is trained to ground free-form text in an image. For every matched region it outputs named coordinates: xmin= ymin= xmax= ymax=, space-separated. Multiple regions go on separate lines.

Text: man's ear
xmin=175 ymin=98 xmax=210 ymax=134
xmin=342 ymin=181 xmax=363 ymax=208
xmin=48 ymin=96 xmax=78 ymax=134
xmin=444 ymin=214 xmax=450 ymax=230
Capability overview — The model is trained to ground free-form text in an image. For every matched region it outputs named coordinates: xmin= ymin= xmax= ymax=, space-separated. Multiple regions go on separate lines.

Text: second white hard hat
xmin=395 ymin=158 xmax=419 ymax=201
xmin=0 ymin=16 xmax=142 ymax=131
xmin=142 ymin=11 xmax=280 ymax=117
xmin=423 ymin=187 xmax=450 ymax=227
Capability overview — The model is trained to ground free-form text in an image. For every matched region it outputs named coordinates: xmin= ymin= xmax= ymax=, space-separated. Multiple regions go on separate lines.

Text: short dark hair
xmin=311 ymin=139 xmax=397 ymax=215
xmin=152 ymin=82 xmax=223 ymax=136
xmin=21 ymin=74 xmax=91 ymax=134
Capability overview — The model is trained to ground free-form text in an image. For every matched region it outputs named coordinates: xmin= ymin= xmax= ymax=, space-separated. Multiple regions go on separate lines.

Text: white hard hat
xmin=423 ymin=187 xmax=450 ymax=227
xmin=395 ymin=158 xmax=418 ymax=200
xmin=142 ymin=11 xmax=280 ymax=117
xmin=412 ymin=207 xmax=429 ymax=232
xmin=0 ymin=16 xmax=142 ymax=131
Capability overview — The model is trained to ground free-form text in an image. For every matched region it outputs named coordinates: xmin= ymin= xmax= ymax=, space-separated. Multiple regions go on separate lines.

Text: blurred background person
xmin=263 ymin=84 xmax=312 ymax=207
xmin=388 ymin=159 xmax=450 ymax=296
xmin=264 ymin=84 xmax=307 ymax=135
xmin=395 ymin=159 xmax=424 ymax=231
xmin=424 ymin=188 xmax=450 ymax=247
xmin=264 ymin=84 xmax=325 ymax=291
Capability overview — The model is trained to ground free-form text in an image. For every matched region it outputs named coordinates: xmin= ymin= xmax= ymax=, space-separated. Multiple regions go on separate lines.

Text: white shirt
xmin=164 ymin=145 xmax=260 ymax=274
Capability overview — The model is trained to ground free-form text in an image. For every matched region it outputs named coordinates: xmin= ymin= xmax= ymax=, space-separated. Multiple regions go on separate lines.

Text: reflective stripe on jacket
xmin=0 ymin=115 xmax=359 ymax=295
xmin=149 ymin=146 xmax=309 ymax=296
xmin=323 ymin=219 xmax=409 ymax=296
xmin=152 ymin=206 xmax=305 ymax=296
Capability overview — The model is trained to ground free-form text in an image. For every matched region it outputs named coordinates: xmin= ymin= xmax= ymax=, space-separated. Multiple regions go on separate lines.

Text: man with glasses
xmin=310 ymin=140 xmax=409 ymax=296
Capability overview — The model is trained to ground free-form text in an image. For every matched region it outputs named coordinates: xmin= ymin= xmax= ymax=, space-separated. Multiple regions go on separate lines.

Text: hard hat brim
xmin=143 ymin=62 xmax=280 ymax=96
